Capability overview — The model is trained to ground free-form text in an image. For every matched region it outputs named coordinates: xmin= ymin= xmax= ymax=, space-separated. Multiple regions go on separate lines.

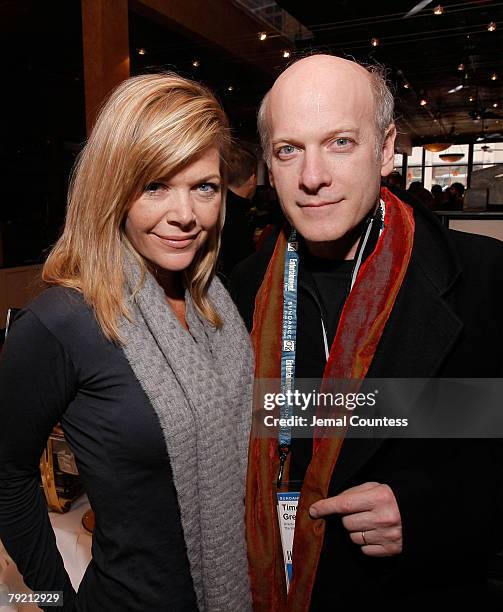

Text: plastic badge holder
xmin=275 ymin=479 xmax=302 ymax=592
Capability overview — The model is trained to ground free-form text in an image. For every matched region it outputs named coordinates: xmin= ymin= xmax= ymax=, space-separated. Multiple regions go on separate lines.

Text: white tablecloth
xmin=0 ymin=496 xmax=92 ymax=611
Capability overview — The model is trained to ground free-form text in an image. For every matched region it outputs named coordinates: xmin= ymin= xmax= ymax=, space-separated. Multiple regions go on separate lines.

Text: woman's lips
xmin=153 ymin=233 xmax=199 ymax=249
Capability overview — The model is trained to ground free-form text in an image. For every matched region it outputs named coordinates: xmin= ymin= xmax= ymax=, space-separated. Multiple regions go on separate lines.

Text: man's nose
xmin=299 ymin=149 xmax=332 ymax=194
xmin=165 ymin=190 xmax=196 ymax=228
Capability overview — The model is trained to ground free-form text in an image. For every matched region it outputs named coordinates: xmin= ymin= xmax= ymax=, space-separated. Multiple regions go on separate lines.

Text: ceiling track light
xmin=192 ymin=60 xmax=200 ymax=68
xmin=282 ymin=50 xmax=291 ymax=59
xmin=488 ymin=22 xmax=496 ymax=32
xmin=420 ymin=98 xmax=428 ymax=106
xmin=433 ymin=5 xmax=444 ymax=15
xmin=491 ymin=73 xmax=498 ymax=81
xmin=370 ymin=37 xmax=380 ymax=47
xmin=137 ymin=48 xmax=146 ymax=56
xmin=458 ymin=63 xmax=465 ymax=71
xmin=258 ymin=31 xmax=267 ymax=41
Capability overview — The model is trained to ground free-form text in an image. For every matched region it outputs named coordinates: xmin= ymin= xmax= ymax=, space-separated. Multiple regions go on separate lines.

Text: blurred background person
xmin=219 ymin=143 xmax=257 ymax=282
xmin=384 ymin=169 xmax=403 ymax=190
xmin=446 ymin=181 xmax=466 ymax=211
xmin=431 ymin=183 xmax=446 ymax=210
xmin=407 ymin=180 xmax=435 ymax=209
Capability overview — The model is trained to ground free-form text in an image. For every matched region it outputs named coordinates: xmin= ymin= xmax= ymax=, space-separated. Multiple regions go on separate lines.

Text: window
xmin=404 ymin=144 xmax=470 ymax=190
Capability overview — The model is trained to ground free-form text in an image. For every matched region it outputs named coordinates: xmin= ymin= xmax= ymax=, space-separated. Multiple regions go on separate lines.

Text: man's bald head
xmin=258 ymin=54 xmax=394 ymax=165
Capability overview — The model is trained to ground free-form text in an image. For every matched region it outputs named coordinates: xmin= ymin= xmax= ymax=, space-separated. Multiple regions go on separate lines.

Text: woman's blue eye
xmin=144 ymin=182 xmax=165 ymax=194
xmin=197 ymin=182 xmax=219 ymax=195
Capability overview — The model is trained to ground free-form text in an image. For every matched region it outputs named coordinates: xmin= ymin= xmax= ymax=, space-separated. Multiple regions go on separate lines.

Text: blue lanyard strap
xmin=278 ymin=228 xmax=300 ymax=486
xmin=276 ymin=203 xmax=386 ymax=487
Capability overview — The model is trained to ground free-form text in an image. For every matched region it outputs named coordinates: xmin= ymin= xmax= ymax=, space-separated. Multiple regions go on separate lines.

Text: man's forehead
xmin=268 ymin=57 xmax=375 ymax=135
xmin=274 ymin=54 xmax=371 ymax=87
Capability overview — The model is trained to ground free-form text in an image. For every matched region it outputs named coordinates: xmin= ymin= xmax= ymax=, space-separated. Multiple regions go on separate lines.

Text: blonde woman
xmin=0 ymin=74 xmax=253 ymax=611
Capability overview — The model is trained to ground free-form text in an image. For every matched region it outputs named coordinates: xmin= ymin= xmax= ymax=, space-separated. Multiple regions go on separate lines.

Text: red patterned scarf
xmin=246 ymin=188 xmax=415 ymax=611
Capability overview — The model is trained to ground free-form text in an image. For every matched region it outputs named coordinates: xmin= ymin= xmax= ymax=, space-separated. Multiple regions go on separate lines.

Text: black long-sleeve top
xmin=0 ymin=287 xmax=197 ymax=611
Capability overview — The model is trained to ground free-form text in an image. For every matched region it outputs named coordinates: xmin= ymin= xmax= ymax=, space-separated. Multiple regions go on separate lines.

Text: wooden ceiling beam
xmin=82 ymin=0 xmax=130 ymax=133
xmin=130 ymin=0 xmax=290 ymax=76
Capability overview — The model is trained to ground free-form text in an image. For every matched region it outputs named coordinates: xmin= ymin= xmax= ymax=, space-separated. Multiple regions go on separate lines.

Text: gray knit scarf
xmin=119 ymin=254 xmax=253 ymax=611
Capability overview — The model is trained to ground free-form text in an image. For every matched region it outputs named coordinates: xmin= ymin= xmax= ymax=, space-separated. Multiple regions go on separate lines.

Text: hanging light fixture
xmin=423 ymin=143 xmax=452 ymax=153
xmin=439 ymin=153 xmax=464 ymax=162
xmin=439 ymin=146 xmax=465 ymax=162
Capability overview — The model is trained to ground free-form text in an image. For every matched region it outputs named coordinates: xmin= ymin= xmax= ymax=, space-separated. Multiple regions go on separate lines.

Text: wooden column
xmin=81 ymin=0 xmax=130 ymax=134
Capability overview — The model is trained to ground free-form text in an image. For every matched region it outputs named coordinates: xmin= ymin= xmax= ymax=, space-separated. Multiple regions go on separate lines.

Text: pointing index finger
xmin=309 ymin=482 xmax=381 ymax=518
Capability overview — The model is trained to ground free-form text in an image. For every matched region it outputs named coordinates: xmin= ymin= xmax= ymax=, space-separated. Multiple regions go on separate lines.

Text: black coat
xmin=231 ymin=191 xmax=503 ymax=607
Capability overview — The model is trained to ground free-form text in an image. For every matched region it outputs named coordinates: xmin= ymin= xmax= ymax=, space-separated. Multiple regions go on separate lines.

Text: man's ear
xmin=380 ymin=124 xmax=397 ymax=177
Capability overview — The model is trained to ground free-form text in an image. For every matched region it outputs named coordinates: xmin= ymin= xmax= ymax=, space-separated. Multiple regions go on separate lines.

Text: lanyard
xmin=277 ymin=229 xmax=300 ymax=486
xmin=276 ymin=201 xmax=386 ymax=487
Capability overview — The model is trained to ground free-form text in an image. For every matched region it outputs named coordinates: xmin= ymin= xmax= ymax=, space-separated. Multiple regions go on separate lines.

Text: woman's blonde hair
xmin=43 ymin=73 xmax=231 ymax=343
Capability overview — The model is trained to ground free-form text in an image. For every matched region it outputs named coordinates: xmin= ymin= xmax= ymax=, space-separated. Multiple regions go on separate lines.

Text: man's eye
xmin=334 ymin=138 xmax=352 ymax=147
xmin=197 ymin=182 xmax=220 ymax=196
xmin=277 ymin=145 xmax=297 ymax=157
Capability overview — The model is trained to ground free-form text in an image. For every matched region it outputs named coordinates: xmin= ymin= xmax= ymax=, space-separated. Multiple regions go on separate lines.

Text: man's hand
xmin=309 ymin=482 xmax=402 ymax=557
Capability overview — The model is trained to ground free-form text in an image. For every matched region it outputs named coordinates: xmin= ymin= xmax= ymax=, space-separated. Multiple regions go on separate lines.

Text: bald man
xmin=231 ymin=55 xmax=503 ymax=608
